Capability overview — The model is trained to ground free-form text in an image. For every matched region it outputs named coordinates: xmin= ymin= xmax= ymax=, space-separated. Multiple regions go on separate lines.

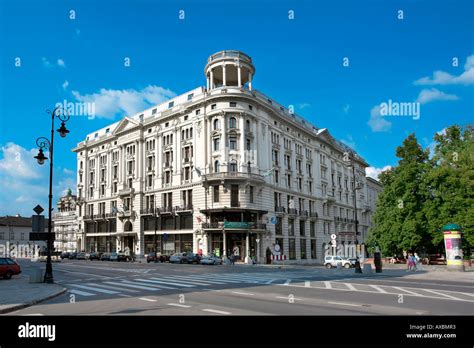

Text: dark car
xmin=76 ymin=252 xmax=86 ymax=260
xmin=100 ymin=253 xmax=111 ymax=261
xmin=184 ymin=252 xmax=201 ymax=264
xmin=68 ymin=252 xmax=78 ymax=260
xmin=0 ymin=257 xmax=22 ymax=279
xmin=60 ymin=252 xmax=70 ymax=259
xmin=89 ymin=252 xmax=102 ymax=261
xmin=147 ymin=252 xmax=169 ymax=263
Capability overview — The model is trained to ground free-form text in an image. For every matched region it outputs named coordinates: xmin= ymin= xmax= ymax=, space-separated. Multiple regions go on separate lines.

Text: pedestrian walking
xmin=407 ymin=253 xmax=414 ymax=271
xmin=414 ymin=252 xmax=421 ymax=271
xmin=230 ymin=253 xmax=235 ymax=265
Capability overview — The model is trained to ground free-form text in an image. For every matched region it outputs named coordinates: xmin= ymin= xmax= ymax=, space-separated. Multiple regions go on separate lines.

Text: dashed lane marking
xmin=167 ymin=303 xmax=191 ymax=308
xmin=328 ymin=301 xmax=363 ymax=307
xmin=202 ymin=309 xmax=231 ymax=315
xmin=139 ymin=297 xmax=157 ymax=302
xmin=231 ymin=291 xmax=255 ymax=296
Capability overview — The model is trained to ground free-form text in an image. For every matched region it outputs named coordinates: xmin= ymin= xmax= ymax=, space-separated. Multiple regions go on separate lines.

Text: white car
xmin=324 ymin=255 xmax=352 ymax=269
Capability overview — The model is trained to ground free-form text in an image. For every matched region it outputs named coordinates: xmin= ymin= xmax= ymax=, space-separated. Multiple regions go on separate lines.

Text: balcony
xmin=163 ymin=162 xmax=172 ymax=168
xmin=140 ymin=208 xmax=157 ymax=216
xmin=288 ymin=208 xmax=298 ymax=215
xmin=119 ymin=188 xmax=135 ymax=196
xmin=119 ymin=210 xmax=132 ymax=218
xmin=202 ymin=172 xmax=265 ymax=184
xmin=183 ymin=157 xmax=192 ymax=164
xmin=158 ymin=206 xmax=174 ymax=214
xmin=324 ymin=193 xmax=336 ymax=202
xmin=106 ymin=212 xmax=117 ymax=218
xmin=299 ymin=210 xmax=309 ymax=217
xmin=275 ymin=206 xmax=286 ymax=213
xmin=309 ymin=211 xmax=318 ymax=218
xmin=175 ymin=204 xmax=193 ymax=212
xmin=93 ymin=214 xmax=106 ymax=220
xmin=83 ymin=215 xmax=93 ymax=221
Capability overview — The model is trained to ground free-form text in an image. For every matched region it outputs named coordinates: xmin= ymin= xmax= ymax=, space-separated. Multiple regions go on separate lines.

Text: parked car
xmin=200 ymin=255 xmax=222 ymax=265
xmin=100 ymin=253 xmax=111 ymax=261
xmin=0 ymin=257 xmax=22 ymax=279
xmin=147 ymin=252 xmax=167 ymax=263
xmin=324 ymin=255 xmax=352 ymax=269
xmin=76 ymin=252 xmax=86 ymax=260
xmin=117 ymin=253 xmax=132 ymax=262
xmin=68 ymin=252 xmax=78 ymax=260
xmin=89 ymin=252 xmax=102 ymax=261
xmin=183 ymin=252 xmax=201 ymax=264
xmin=169 ymin=252 xmax=187 ymax=264
xmin=60 ymin=252 xmax=70 ymax=259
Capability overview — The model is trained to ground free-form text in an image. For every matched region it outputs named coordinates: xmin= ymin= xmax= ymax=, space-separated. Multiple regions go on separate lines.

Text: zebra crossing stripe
xmin=344 ymin=283 xmax=357 ymax=291
xmin=86 ymin=283 xmax=139 ymax=293
xmin=305 ymin=281 xmax=311 ymax=288
xmin=68 ymin=284 xmax=120 ymax=294
xmin=422 ymin=289 xmax=464 ymax=300
xmin=169 ymin=275 xmax=229 ymax=284
xmin=105 ymin=281 xmax=161 ymax=291
xmin=265 ymin=279 xmax=276 ymax=284
xmin=138 ymin=278 xmax=194 ymax=288
xmin=393 ymin=287 xmax=422 ymax=296
xmin=69 ymin=289 xmax=95 ymax=297
xmin=369 ymin=285 xmax=388 ymax=293
xmin=324 ymin=281 xmax=332 ymax=289
xmin=283 ymin=279 xmax=291 ymax=285
xmin=162 ymin=276 xmax=218 ymax=286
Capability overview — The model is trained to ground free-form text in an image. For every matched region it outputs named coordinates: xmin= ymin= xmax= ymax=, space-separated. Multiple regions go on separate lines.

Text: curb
xmin=0 ymin=287 xmax=68 ymax=314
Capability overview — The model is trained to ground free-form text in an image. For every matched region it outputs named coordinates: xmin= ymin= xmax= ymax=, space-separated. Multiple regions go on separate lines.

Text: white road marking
xmin=283 ymin=279 xmax=291 ymax=285
xmin=68 ymin=284 xmax=119 ymax=294
xmin=275 ymin=296 xmax=303 ymax=301
xmin=167 ymin=303 xmax=191 ymax=308
xmin=105 ymin=281 xmax=160 ymax=291
xmin=118 ymin=294 xmax=132 ymax=298
xmin=69 ymin=289 xmax=95 ymax=297
xmin=132 ymin=279 xmax=178 ymax=289
xmin=163 ymin=276 xmax=215 ymax=286
xmin=393 ymin=287 xmax=421 ymax=296
xmin=324 ymin=281 xmax=332 ymax=289
xmin=328 ymin=301 xmax=363 ymax=307
xmin=202 ymin=308 xmax=231 ymax=315
xmin=344 ymin=283 xmax=358 ymax=291
xmin=265 ymin=279 xmax=276 ymax=284
xmin=22 ymin=313 xmax=44 ymax=316
xmin=139 ymin=297 xmax=157 ymax=302
xmin=422 ymin=289 xmax=464 ymax=300
xmin=369 ymin=285 xmax=388 ymax=293
xmin=461 ymin=292 xmax=474 ymax=297
xmin=86 ymin=283 xmax=139 ymax=293
xmin=304 ymin=281 xmax=311 ymax=288
xmin=231 ymin=291 xmax=254 ymax=296
xmin=146 ymin=278 xmax=195 ymax=287
xmin=168 ymin=275 xmax=228 ymax=284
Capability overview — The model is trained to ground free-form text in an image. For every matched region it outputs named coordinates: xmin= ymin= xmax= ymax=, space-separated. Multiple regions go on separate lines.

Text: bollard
xmin=374 ymin=251 xmax=383 ymax=273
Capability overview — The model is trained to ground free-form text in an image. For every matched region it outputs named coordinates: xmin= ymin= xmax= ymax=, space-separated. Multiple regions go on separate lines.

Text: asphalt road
xmin=6 ymin=260 xmax=474 ymax=316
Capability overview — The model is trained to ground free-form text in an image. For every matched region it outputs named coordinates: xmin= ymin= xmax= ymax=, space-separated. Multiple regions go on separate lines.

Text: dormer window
xmin=168 ymin=101 xmax=174 ymax=108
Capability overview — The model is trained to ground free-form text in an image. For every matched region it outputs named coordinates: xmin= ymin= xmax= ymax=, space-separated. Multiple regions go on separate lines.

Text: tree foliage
xmin=367 ymin=125 xmax=474 ymax=256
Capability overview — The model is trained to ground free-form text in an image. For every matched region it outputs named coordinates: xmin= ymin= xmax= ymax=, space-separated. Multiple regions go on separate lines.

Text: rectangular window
xmin=213 ymin=186 xmax=219 ymax=203
xmin=289 ymin=239 xmax=296 ymax=260
xmin=187 ymin=93 xmax=193 ymax=101
xmin=213 ymin=138 xmax=220 ymax=151
xmin=311 ymin=239 xmax=316 ymax=259
xmin=310 ymin=221 xmax=315 ymax=237
xmin=168 ymin=101 xmax=174 ymax=108
xmin=229 ymin=102 xmax=237 ymax=107
xmin=288 ymin=219 xmax=295 ymax=236
xmin=249 ymin=186 xmax=254 ymax=203
xmin=300 ymin=239 xmax=307 ymax=259
xmin=275 ymin=217 xmax=282 ymax=235
xmin=299 ymin=220 xmax=305 ymax=236
xmin=229 ymin=136 xmax=237 ymax=150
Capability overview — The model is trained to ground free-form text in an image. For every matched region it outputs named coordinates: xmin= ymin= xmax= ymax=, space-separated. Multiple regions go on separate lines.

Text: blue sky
xmin=0 ymin=0 xmax=473 ymax=216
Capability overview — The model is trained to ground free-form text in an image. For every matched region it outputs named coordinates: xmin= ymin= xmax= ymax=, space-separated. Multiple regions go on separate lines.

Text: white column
xmin=245 ymin=233 xmax=250 ymax=263
xmin=223 ymin=231 xmax=226 ymax=256
xmin=222 ymin=65 xmax=226 ymax=87
xmin=210 ymin=69 xmax=214 ymax=89
xmin=248 ymin=72 xmax=252 ymax=91
xmin=206 ymin=75 xmax=210 ymax=90
xmin=237 ymin=65 xmax=242 ymax=87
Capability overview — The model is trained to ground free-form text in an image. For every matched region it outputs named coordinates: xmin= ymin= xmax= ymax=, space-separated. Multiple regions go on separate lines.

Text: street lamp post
xmin=34 ymin=106 xmax=70 ymax=283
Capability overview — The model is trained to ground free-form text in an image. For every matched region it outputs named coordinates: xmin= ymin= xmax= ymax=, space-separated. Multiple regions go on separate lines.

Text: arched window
xmin=229 ymin=117 xmax=237 ymax=129
xmin=214 ymin=160 xmax=220 ymax=173
xmin=213 ymin=119 xmax=220 ymax=130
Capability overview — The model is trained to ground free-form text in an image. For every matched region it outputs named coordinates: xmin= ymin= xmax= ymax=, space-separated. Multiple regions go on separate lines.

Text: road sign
xmin=33 ymin=205 xmax=44 ymax=215
xmin=30 ymin=232 xmax=55 ymax=241
xmin=32 ymin=215 xmax=45 ymax=233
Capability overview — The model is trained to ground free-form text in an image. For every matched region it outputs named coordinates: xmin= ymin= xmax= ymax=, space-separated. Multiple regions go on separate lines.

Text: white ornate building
xmin=52 ymin=189 xmax=79 ymax=252
xmin=73 ymin=50 xmax=382 ymax=263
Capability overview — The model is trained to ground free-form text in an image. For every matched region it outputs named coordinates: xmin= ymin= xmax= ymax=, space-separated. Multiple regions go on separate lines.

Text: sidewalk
xmin=0 ymin=274 xmax=67 ymax=314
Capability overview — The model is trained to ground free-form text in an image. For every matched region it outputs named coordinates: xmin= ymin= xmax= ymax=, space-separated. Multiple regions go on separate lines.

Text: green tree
xmin=367 ymin=134 xmax=430 ymax=255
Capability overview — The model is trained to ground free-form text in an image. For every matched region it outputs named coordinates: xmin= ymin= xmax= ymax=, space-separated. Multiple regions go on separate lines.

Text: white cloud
xmin=63 ymin=168 xmax=74 ymax=175
xmin=62 ymin=80 xmax=69 ymax=90
xmin=42 ymin=57 xmax=51 ymax=67
xmin=367 ymin=105 xmax=392 ymax=132
xmin=416 ymin=88 xmax=459 ymax=104
xmin=297 ymin=103 xmax=311 ymax=109
xmin=414 ymin=55 xmax=474 ymax=86
xmin=0 ymin=143 xmax=43 ymax=179
xmin=72 ymin=85 xmax=176 ymax=119
xmin=343 ymin=104 xmax=350 ymax=114
xmin=0 ymin=143 xmax=76 ymax=216
xmin=57 ymin=58 xmax=66 ymax=67
xmin=366 ymin=165 xmax=392 ymax=180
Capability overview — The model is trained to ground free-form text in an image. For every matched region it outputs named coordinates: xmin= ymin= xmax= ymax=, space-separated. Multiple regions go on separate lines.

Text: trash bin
xmin=29 ymin=268 xmax=43 ymax=283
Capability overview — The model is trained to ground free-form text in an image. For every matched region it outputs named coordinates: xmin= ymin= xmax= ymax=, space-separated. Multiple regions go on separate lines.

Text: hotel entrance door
xmin=227 ymin=233 xmax=246 ymax=261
